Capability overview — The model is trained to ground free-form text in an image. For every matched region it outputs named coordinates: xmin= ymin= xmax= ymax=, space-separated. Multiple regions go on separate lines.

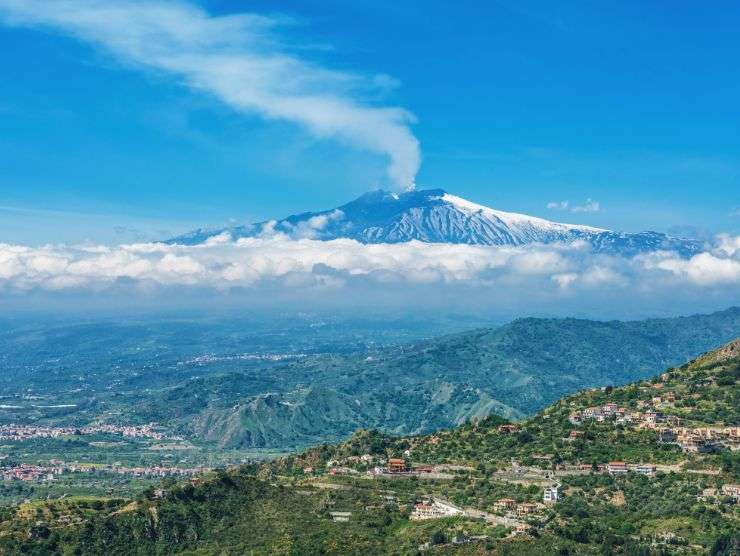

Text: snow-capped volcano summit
xmin=169 ymin=188 xmax=703 ymax=257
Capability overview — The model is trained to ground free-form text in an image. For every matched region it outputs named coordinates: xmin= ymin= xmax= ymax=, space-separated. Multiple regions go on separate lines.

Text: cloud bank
xmin=0 ymin=0 xmax=421 ymax=189
xmin=1 ymin=235 xmax=738 ymax=313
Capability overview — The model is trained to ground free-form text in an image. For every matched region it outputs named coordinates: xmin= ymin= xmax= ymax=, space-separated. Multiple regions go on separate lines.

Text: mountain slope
xmin=170 ymin=188 xmax=703 ymax=256
xmin=136 ymin=307 xmax=740 ymax=448
xmin=400 ymin=337 xmax=740 ymax=467
xmin=4 ymin=340 xmax=738 ymax=556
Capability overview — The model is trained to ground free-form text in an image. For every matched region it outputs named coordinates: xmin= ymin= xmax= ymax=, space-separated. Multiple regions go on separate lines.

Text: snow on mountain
xmin=169 ymin=188 xmax=704 ymax=257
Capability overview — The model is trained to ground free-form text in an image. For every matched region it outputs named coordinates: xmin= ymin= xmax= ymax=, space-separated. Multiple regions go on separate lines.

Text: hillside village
xmin=0 ymin=339 xmax=737 ymax=554
xmin=569 ymin=401 xmax=739 ymax=454
xmin=263 ymin=338 xmax=740 ymax=552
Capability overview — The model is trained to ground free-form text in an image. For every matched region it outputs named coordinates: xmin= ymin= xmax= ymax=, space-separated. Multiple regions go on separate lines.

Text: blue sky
xmin=0 ymin=0 xmax=739 ymax=244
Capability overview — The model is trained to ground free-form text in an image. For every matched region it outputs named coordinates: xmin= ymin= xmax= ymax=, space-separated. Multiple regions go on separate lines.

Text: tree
xmin=431 ymin=530 xmax=446 ymax=545
xmin=711 ymin=535 xmax=739 ymax=556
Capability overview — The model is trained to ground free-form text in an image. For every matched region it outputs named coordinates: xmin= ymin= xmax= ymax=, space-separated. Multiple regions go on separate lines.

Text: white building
xmin=722 ymin=484 xmax=740 ymax=500
xmin=634 ymin=464 xmax=656 ymax=475
xmin=607 ymin=461 xmax=629 ymax=474
xmin=543 ymin=485 xmax=559 ymax=503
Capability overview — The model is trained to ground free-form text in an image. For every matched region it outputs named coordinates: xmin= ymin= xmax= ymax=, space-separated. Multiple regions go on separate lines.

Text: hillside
xmin=371 ymin=338 xmax=740 ymax=468
xmin=135 ymin=308 xmax=740 ymax=449
xmin=1 ymin=339 xmax=737 ymax=555
xmin=0 ymin=309 xmax=736 ymax=456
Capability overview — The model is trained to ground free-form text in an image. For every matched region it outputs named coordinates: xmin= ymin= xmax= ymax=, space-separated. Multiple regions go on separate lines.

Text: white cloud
xmin=551 ymin=272 xmax=578 ymax=289
xmin=639 ymin=246 xmax=740 ymax=286
xmin=0 ymin=236 xmax=738 ymax=299
xmin=547 ymin=199 xmax=601 ymax=213
xmin=580 ymin=265 xmax=623 ymax=286
xmin=571 ymin=199 xmax=601 ymax=213
xmin=547 ymin=201 xmax=569 ymax=210
xmin=157 ymin=253 xmax=204 ymax=276
xmin=508 ymin=250 xmax=568 ymax=275
xmin=284 ymin=209 xmax=345 ymax=239
xmin=714 ymin=234 xmax=740 ymax=257
xmin=0 ymin=0 xmax=420 ymax=189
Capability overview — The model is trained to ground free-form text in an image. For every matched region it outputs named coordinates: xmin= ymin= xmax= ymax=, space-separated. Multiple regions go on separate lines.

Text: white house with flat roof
xmin=543 ymin=485 xmax=559 ymax=503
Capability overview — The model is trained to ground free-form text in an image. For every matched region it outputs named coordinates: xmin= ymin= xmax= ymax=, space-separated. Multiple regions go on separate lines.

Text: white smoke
xmin=0 ymin=0 xmax=421 ymax=189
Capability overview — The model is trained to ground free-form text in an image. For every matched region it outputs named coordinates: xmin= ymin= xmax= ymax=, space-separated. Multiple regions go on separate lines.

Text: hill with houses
xmin=0 ymin=339 xmax=737 ymax=555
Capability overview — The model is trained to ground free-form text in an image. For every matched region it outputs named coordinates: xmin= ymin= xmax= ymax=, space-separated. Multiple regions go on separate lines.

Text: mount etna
xmin=170 ymin=189 xmax=703 ymax=257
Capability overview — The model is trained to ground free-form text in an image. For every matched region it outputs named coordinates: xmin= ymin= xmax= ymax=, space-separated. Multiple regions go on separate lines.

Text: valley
xmin=0 ymin=335 xmax=736 ymax=554
xmin=0 ymin=309 xmax=737 ymax=511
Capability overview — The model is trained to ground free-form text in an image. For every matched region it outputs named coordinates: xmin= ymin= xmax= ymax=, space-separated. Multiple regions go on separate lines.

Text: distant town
xmin=0 ymin=423 xmax=170 ymax=442
xmin=1 ymin=461 xmax=209 ymax=483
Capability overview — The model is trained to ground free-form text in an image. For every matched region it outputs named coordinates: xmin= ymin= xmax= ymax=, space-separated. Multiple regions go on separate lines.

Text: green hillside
xmin=0 ymin=309 xmax=737 ymax=453
xmin=2 ymin=339 xmax=737 ymax=555
xmin=135 ymin=307 xmax=740 ymax=448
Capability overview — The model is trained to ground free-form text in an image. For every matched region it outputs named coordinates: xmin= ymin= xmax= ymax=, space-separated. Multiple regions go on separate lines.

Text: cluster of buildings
xmin=1 ymin=464 xmax=61 ymax=483
xmin=322 ymin=454 xmax=384 ymax=476
xmin=657 ymin=426 xmax=740 ymax=453
xmin=0 ymin=423 xmax=167 ymax=441
xmin=563 ymin=461 xmax=660 ymax=475
xmin=512 ymin=523 xmax=533 ymax=537
xmin=0 ymin=461 xmax=207 ymax=482
xmin=410 ymin=498 xmax=463 ymax=520
xmin=322 ymin=453 xmax=441 ymax=478
xmin=568 ymin=402 xmax=681 ymax=428
xmin=493 ymin=485 xmax=559 ymax=518
xmin=722 ymin=484 xmax=740 ymax=499
xmin=324 ymin=453 xmax=383 ymax=469
xmin=369 ymin=460 xmax=436 ymax=477
xmin=493 ymin=498 xmax=544 ymax=517
xmin=81 ymin=423 xmax=167 ymax=440
xmin=95 ymin=464 xmax=207 ymax=478
xmin=698 ymin=484 xmax=740 ymax=502
xmin=418 ymin=533 xmax=492 ymax=551
xmin=568 ymin=400 xmax=740 ymax=454
xmin=183 ymin=352 xmax=307 ymax=366
xmin=605 ymin=462 xmax=658 ymax=475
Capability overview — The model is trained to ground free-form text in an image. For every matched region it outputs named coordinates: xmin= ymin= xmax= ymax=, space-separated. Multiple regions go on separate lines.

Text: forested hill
xmin=394 ymin=306 xmax=740 ymax=412
xmin=142 ymin=307 xmax=740 ymax=449
xmin=324 ymin=337 xmax=740 ymax=469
